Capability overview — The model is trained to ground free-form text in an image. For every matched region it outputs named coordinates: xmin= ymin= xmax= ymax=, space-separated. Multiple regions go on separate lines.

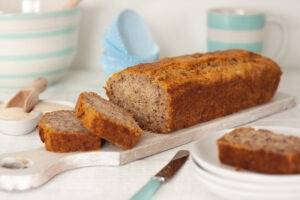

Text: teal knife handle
xmin=130 ymin=177 xmax=163 ymax=200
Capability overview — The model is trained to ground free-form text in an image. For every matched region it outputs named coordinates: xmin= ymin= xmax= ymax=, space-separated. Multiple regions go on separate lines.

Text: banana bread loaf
xmin=217 ymin=127 xmax=300 ymax=174
xmin=75 ymin=92 xmax=142 ymax=150
xmin=105 ymin=49 xmax=281 ymax=133
xmin=39 ymin=110 xmax=101 ymax=152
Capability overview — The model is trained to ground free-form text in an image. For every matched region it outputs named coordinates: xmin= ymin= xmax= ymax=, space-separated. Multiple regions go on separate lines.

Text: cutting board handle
xmin=0 ymin=148 xmax=114 ymax=191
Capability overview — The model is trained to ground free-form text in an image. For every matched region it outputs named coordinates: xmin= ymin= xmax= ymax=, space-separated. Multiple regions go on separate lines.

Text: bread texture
xmin=217 ymin=127 xmax=300 ymax=174
xmin=75 ymin=92 xmax=142 ymax=150
xmin=105 ymin=49 xmax=282 ymax=133
xmin=39 ymin=110 xmax=101 ymax=152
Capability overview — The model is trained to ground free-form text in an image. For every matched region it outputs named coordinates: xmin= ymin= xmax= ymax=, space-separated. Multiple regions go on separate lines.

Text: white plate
xmin=191 ymin=126 xmax=300 ymax=183
xmin=192 ymin=159 xmax=300 ymax=193
xmin=192 ymin=160 xmax=300 ymax=200
xmin=33 ymin=99 xmax=74 ymax=113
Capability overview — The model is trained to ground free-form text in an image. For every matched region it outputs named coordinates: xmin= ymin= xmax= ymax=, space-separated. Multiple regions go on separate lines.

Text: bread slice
xmin=39 ymin=110 xmax=101 ymax=152
xmin=217 ymin=127 xmax=300 ymax=174
xmin=105 ymin=50 xmax=281 ymax=133
xmin=75 ymin=92 xmax=142 ymax=150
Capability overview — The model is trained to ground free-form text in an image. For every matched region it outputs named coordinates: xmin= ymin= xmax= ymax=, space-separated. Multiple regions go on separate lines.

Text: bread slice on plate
xmin=75 ymin=92 xmax=142 ymax=150
xmin=39 ymin=110 xmax=101 ymax=152
xmin=217 ymin=127 xmax=300 ymax=174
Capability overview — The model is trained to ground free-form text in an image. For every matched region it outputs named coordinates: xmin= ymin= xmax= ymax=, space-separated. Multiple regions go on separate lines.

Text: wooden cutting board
xmin=0 ymin=92 xmax=295 ymax=191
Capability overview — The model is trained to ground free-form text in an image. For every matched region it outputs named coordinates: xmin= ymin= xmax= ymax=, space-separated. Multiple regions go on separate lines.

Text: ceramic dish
xmin=192 ymin=161 xmax=300 ymax=200
xmin=191 ymin=126 xmax=300 ymax=183
xmin=0 ymin=99 xmax=74 ymax=136
xmin=0 ymin=111 xmax=41 ymax=136
xmin=0 ymin=0 xmax=80 ymax=88
xmin=192 ymin=159 xmax=300 ymax=193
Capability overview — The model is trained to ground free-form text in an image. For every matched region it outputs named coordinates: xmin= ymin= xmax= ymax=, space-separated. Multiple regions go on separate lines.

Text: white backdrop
xmin=73 ymin=0 xmax=300 ymax=69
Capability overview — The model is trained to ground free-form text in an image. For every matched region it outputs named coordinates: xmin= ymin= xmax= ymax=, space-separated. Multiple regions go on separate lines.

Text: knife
xmin=130 ymin=150 xmax=190 ymax=200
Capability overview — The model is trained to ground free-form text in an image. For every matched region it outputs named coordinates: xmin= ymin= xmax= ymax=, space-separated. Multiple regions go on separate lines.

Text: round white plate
xmin=191 ymin=126 xmax=300 ymax=183
xmin=192 ymin=158 xmax=300 ymax=193
xmin=192 ymin=160 xmax=300 ymax=200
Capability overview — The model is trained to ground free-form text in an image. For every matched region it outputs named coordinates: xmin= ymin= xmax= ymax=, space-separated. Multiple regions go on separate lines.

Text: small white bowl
xmin=0 ymin=111 xmax=42 ymax=136
xmin=0 ymin=0 xmax=80 ymax=88
xmin=0 ymin=99 xmax=74 ymax=136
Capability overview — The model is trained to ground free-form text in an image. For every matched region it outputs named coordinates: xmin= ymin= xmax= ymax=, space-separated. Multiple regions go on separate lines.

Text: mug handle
xmin=265 ymin=15 xmax=288 ymax=59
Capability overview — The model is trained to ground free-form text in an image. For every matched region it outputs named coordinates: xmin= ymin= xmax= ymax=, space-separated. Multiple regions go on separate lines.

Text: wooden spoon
xmin=64 ymin=0 xmax=82 ymax=8
xmin=6 ymin=78 xmax=48 ymax=112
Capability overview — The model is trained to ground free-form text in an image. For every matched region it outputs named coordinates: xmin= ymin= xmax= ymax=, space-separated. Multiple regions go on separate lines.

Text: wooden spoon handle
xmin=30 ymin=77 xmax=48 ymax=93
xmin=23 ymin=78 xmax=48 ymax=112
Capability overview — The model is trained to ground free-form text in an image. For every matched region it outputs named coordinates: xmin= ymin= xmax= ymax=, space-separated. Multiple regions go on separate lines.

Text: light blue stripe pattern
xmin=0 ymin=26 xmax=77 ymax=40
xmin=0 ymin=8 xmax=80 ymax=20
xmin=208 ymin=12 xmax=265 ymax=31
xmin=0 ymin=47 xmax=75 ymax=61
xmin=207 ymin=40 xmax=263 ymax=53
xmin=0 ymin=68 xmax=67 ymax=79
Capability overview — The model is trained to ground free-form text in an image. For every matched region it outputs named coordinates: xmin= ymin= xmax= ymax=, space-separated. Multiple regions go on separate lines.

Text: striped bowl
xmin=0 ymin=1 xmax=80 ymax=88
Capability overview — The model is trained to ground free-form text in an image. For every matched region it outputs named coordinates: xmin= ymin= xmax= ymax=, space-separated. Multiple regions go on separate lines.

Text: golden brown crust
xmin=75 ymin=92 xmax=142 ymax=150
xmin=107 ymin=49 xmax=282 ymax=133
xmin=38 ymin=111 xmax=101 ymax=152
xmin=217 ymin=128 xmax=300 ymax=174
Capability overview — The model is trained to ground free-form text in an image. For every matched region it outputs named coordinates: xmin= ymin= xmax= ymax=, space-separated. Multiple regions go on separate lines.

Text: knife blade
xmin=130 ymin=150 xmax=189 ymax=200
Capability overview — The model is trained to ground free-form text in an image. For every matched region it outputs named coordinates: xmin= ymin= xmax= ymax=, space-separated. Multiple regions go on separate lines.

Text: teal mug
xmin=207 ymin=8 xmax=287 ymax=58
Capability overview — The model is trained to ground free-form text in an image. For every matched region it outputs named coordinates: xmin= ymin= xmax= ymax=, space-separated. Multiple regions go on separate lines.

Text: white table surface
xmin=0 ymin=67 xmax=299 ymax=200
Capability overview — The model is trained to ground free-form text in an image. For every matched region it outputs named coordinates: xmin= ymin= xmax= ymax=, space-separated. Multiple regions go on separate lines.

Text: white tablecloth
xmin=0 ymin=68 xmax=299 ymax=200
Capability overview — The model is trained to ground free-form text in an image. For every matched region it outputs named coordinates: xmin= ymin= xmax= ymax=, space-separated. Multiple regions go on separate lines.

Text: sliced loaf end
xmin=75 ymin=92 xmax=142 ymax=149
xmin=38 ymin=110 xmax=101 ymax=152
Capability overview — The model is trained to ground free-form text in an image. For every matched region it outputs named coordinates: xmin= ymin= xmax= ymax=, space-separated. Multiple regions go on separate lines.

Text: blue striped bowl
xmin=0 ymin=1 xmax=80 ymax=88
